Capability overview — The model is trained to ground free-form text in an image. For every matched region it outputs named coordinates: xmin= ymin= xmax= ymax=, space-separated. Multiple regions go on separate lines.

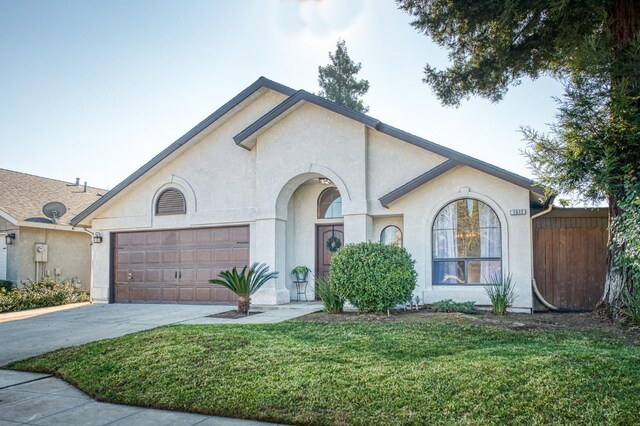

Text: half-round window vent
xmin=156 ymin=188 xmax=186 ymax=215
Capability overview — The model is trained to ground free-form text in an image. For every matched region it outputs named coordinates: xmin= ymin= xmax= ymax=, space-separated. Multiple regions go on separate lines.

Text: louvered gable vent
xmin=156 ymin=188 xmax=186 ymax=215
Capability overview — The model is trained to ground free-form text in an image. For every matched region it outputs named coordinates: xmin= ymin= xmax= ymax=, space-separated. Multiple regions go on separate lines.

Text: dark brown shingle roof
xmin=0 ymin=168 xmax=105 ymax=226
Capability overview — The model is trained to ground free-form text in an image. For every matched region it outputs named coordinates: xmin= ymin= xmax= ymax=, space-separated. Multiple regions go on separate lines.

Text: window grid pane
xmin=432 ymin=199 xmax=502 ymax=284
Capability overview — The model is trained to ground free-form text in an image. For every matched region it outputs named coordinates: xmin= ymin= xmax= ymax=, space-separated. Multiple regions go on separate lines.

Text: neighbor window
xmin=317 ymin=187 xmax=342 ymax=219
xmin=432 ymin=199 xmax=501 ymax=284
xmin=380 ymin=225 xmax=403 ymax=247
xmin=155 ymin=188 xmax=186 ymax=215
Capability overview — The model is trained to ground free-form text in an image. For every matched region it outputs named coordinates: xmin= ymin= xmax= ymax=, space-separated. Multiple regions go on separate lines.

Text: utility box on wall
xmin=34 ymin=243 xmax=48 ymax=262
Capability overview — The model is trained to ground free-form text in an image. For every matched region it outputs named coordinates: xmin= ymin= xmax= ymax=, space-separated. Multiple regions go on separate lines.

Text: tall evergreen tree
xmin=397 ymin=0 xmax=640 ymax=316
xmin=317 ymin=39 xmax=370 ymax=113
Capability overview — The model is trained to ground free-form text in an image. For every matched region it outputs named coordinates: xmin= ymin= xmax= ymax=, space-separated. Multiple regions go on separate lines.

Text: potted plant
xmin=291 ymin=266 xmax=311 ymax=281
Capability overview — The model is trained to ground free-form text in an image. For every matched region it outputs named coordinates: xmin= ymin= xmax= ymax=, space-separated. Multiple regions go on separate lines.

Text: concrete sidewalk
xmin=0 ymin=370 xmax=280 ymax=425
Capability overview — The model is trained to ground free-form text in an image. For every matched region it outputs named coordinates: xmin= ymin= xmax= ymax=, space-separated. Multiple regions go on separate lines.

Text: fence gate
xmin=532 ymin=208 xmax=608 ymax=311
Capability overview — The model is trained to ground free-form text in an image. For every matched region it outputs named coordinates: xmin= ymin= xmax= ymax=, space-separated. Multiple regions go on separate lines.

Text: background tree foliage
xmin=397 ymin=0 xmax=640 ymax=317
xmin=317 ymin=39 xmax=370 ymax=113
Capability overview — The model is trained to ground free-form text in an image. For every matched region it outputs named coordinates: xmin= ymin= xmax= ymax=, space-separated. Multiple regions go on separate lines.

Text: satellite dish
xmin=42 ymin=202 xmax=67 ymax=223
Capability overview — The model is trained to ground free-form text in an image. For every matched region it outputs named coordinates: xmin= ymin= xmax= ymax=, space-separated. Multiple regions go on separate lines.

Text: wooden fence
xmin=532 ymin=208 xmax=608 ymax=311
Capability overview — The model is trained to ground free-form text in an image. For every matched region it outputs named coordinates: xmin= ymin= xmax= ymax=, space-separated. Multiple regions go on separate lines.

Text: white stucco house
xmin=71 ymin=77 xmax=548 ymax=311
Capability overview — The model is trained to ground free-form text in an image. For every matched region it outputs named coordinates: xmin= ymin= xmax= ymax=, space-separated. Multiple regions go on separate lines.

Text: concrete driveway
xmin=0 ymin=302 xmax=322 ymax=366
xmin=0 ymin=303 xmax=232 ymax=365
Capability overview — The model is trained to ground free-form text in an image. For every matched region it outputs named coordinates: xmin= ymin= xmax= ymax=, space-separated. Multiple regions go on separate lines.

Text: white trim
xmin=16 ymin=221 xmax=88 ymax=233
xmin=0 ymin=209 xmax=18 ymax=226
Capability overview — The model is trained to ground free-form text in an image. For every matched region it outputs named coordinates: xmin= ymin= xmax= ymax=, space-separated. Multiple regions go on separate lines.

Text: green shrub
xmin=0 ymin=280 xmax=13 ymax=291
xmin=484 ymin=273 xmax=517 ymax=315
xmin=621 ymin=287 xmax=640 ymax=325
xmin=432 ymin=299 xmax=477 ymax=314
xmin=0 ymin=278 xmax=89 ymax=313
xmin=315 ymin=275 xmax=344 ymax=313
xmin=330 ymin=241 xmax=417 ymax=313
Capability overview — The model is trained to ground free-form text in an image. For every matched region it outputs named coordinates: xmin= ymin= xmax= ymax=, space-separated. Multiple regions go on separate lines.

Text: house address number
xmin=510 ymin=209 xmax=527 ymax=216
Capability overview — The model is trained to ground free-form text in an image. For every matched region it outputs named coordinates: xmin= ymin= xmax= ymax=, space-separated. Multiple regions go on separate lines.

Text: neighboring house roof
xmin=0 ymin=169 xmax=105 ymax=227
xmin=71 ymin=76 xmax=546 ymax=225
xmin=70 ymin=77 xmax=296 ymax=226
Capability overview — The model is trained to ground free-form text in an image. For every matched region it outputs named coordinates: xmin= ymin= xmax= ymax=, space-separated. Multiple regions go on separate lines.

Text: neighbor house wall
xmin=14 ymin=227 xmax=92 ymax=289
xmin=0 ymin=217 xmax=19 ymax=284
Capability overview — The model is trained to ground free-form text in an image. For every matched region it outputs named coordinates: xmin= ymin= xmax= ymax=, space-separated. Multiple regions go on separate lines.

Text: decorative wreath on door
xmin=326 ymin=235 xmax=342 ymax=252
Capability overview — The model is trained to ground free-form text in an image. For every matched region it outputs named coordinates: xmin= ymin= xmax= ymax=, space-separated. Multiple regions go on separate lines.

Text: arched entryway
xmin=283 ymin=177 xmax=344 ymax=300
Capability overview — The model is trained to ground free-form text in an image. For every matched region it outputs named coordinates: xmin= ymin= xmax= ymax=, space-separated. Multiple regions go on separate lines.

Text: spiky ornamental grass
xmin=484 ymin=273 xmax=517 ymax=315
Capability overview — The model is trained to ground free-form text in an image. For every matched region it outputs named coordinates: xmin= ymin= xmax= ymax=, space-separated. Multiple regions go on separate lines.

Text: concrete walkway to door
xmin=0 ymin=302 xmax=322 ymax=366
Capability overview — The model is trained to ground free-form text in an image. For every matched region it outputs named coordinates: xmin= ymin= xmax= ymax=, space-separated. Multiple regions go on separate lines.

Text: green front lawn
xmin=8 ymin=316 xmax=640 ymax=425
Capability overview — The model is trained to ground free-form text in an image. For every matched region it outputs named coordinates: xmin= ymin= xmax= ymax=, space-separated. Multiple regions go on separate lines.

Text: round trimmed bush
xmin=330 ymin=241 xmax=417 ymax=313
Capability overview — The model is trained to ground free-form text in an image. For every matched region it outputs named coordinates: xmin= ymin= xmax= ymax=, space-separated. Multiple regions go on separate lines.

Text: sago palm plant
xmin=209 ymin=262 xmax=278 ymax=315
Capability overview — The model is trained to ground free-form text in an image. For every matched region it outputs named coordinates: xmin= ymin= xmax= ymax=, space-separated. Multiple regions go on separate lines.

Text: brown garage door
xmin=113 ymin=226 xmax=249 ymax=303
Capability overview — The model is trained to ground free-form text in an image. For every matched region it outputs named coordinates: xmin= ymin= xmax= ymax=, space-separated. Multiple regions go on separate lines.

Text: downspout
xmin=530 ymin=201 xmax=564 ymax=311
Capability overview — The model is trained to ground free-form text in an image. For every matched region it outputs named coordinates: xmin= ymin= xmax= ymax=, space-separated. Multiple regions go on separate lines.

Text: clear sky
xmin=0 ymin=0 xmax=563 ymax=190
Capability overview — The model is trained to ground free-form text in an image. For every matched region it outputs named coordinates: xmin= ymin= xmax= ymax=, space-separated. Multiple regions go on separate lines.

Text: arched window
xmin=317 ymin=187 xmax=342 ymax=219
xmin=155 ymin=188 xmax=186 ymax=215
xmin=380 ymin=225 xmax=403 ymax=247
xmin=432 ymin=198 xmax=501 ymax=284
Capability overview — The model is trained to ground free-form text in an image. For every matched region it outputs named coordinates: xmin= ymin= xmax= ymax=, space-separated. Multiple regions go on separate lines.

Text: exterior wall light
xmin=319 ymin=178 xmax=332 ymax=185
xmin=5 ymin=233 xmax=15 ymax=245
xmin=92 ymin=232 xmax=103 ymax=244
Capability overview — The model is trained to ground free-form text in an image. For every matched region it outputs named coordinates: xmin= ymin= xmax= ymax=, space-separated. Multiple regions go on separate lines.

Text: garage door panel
xmin=162 ymin=231 xmax=179 ymax=247
xmin=196 ymin=249 xmax=212 ymax=263
xmin=233 ymin=226 xmax=249 ymax=242
xmin=146 ymin=251 xmax=161 ymax=264
xmin=130 ymin=233 xmax=147 ymax=246
xmin=180 ymin=249 xmax=196 ymax=264
xmin=179 ymin=268 xmax=196 ymax=283
xmin=233 ymin=247 xmax=249 ymax=262
xmin=129 ymin=287 xmax=146 ymax=301
xmin=162 ymin=269 xmax=177 ymax=283
xmin=162 ymin=287 xmax=178 ymax=301
xmin=129 ymin=269 xmax=146 ymax=283
xmin=179 ymin=230 xmax=197 ymax=246
xmin=179 ymin=287 xmax=195 ymax=301
xmin=116 ymin=251 xmax=129 ymax=265
xmin=114 ymin=226 xmax=249 ymax=303
xmin=195 ymin=287 xmax=212 ymax=301
xmin=213 ymin=228 xmax=231 ymax=243
xmin=115 ymin=285 xmax=129 ymax=301
xmin=145 ymin=288 xmax=161 ymax=301
xmin=147 ymin=269 xmax=162 ymax=283
xmin=196 ymin=228 xmax=212 ymax=244
xmin=162 ymin=250 xmax=179 ymax=264
xmin=146 ymin=232 xmax=163 ymax=246
xmin=196 ymin=268 xmax=214 ymax=283
xmin=214 ymin=248 xmax=231 ymax=262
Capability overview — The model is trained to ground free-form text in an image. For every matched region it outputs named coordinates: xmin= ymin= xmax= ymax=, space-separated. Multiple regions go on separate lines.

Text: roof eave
xmin=70 ymin=77 xmax=296 ymax=226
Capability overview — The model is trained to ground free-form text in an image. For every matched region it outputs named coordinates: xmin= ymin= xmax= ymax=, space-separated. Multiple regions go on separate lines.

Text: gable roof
xmin=233 ymin=88 xmax=544 ymax=199
xmin=233 ymin=90 xmax=381 ymax=149
xmin=0 ymin=169 xmax=105 ymax=227
xmin=70 ymin=77 xmax=296 ymax=226
xmin=71 ymin=77 xmax=546 ymax=225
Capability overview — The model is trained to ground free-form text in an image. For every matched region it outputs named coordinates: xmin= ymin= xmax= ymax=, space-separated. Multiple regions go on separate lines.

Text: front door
xmin=316 ymin=224 xmax=344 ymax=279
